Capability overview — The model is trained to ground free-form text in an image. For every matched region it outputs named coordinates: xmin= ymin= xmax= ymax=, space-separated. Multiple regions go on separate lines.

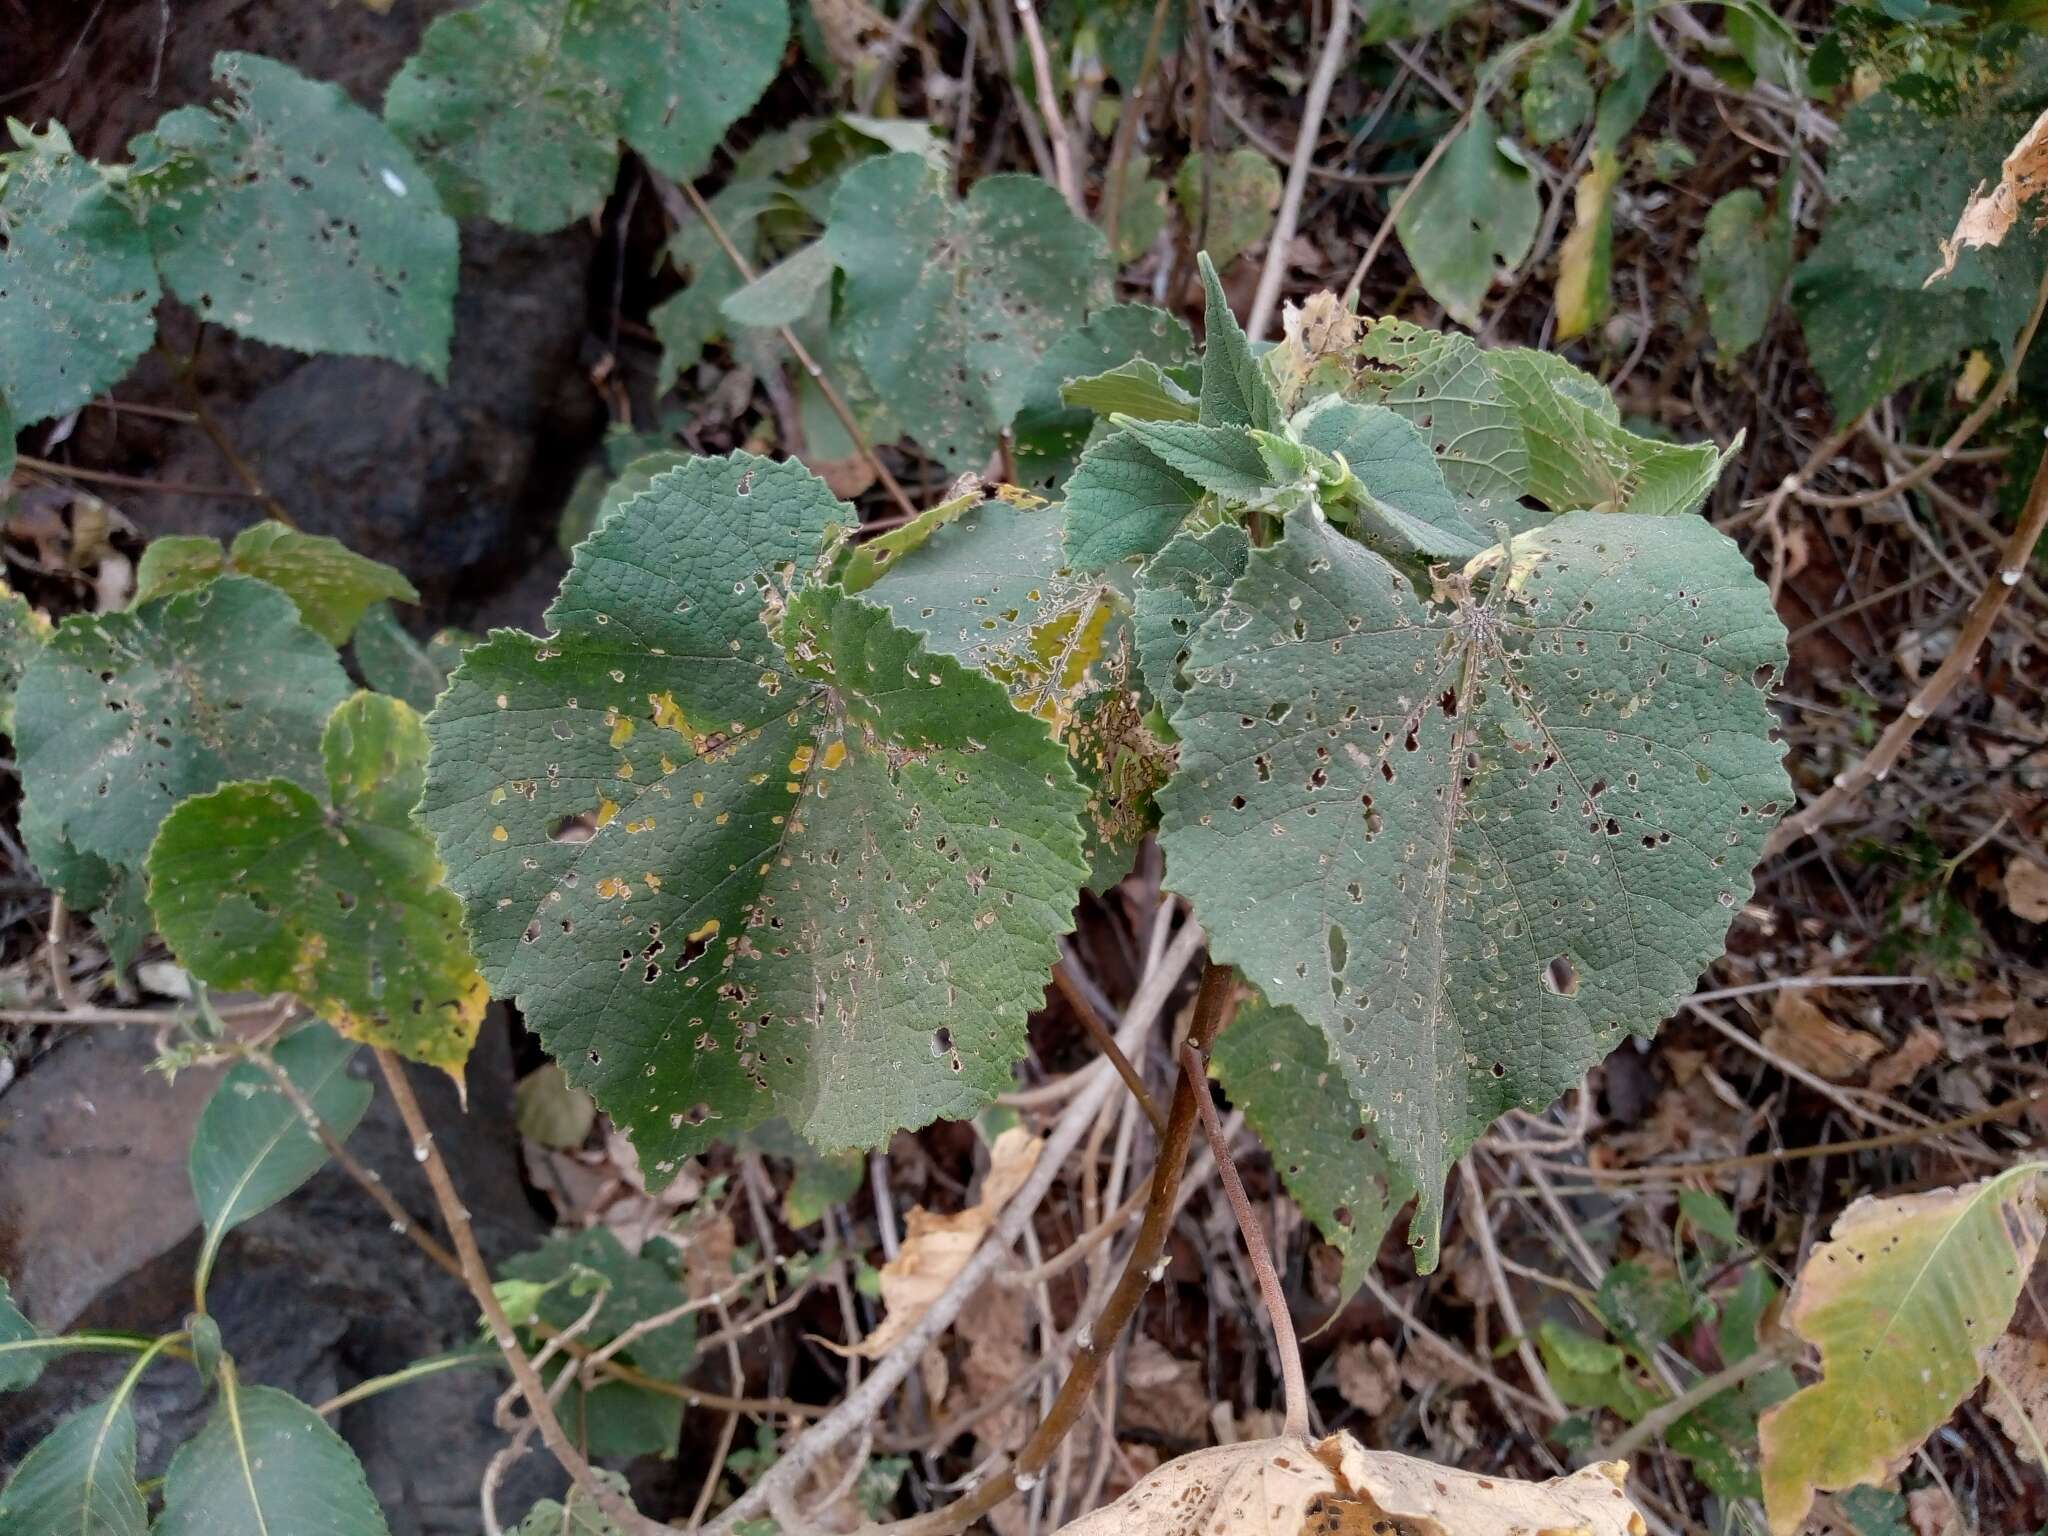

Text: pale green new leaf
xmin=1060 ymin=429 xmax=1203 ymax=569
xmin=1059 ymin=361 xmax=1198 ymax=424
xmin=1699 ymin=183 xmax=1793 ymax=359
xmin=0 ymin=1397 xmax=147 ymax=1536
xmin=1159 ymin=508 xmax=1788 ymax=1264
xmin=826 ymin=153 xmax=1111 ymax=470
xmin=134 ymin=522 xmax=417 ymax=646
xmin=1760 ymin=1165 xmax=2047 ymax=1536
xmin=16 ymin=576 xmax=353 ymax=868
xmin=148 ymin=693 xmax=489 ymax=1071
xmin=1212 ymin=994 xmax=1416 ymax=1293
xmin=1196 ymin=252 xmax=1281 ymax=433
xmin=1174 ymin=149 xmax=1282 ymax=272
xmin=1132 ymin=523 xmax=1247 ymax=717
xmin=155 ymin=1378 xmax=390 ymax=1536
xmin=133 ymin=52 xmax=457 ymax=378
xmin=383 ymin=0 xmax=621 ymax=234
xmin=1289 ymin=397 xmax=1485 ymax=561
xmin=1013 ymin=303 xmax=1195 ymax=485
xmin=0 ymin=128 xmax=159 ymax=427
xmin=188 ymin=1022 xmax=373 ymax=1292
xmin=579 ymin=0 xmax=789 ymax=181
xmin=1484 ymin=349 xmax=1734 ymax=516
xmin=0 ymin=584 xmax=50 ymax=739
xmin=1347 ymin=319 xmax=1528 ymax=514
xmin=1395 ymin=116 xmax=1539 ymax=327
xmin=417 ymin=455 xmax=1088 ymax=1172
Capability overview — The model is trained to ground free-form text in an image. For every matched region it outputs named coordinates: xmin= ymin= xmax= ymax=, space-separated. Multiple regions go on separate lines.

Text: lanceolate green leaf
xmin=384 ymin=0 xmax=621 ymax=234
xmin=148 ymin=694 xmax=490 ymax=1071
xmin=155 ymin=1377 xmax=390 ymax=1536
xmin=826 ymin=154 xmax=1111 ymax=470
xmin=1196 ymin=252 xmax=1281 ymax=433
xmin=1211 ymin=994 xmax=1416 ymax=1292
xmin=1759 ymin=1165 xmax=2048 ymax=1535
xmin=0 ymin=128 xmax=159 ymax=428
xmin=133 ymin=522 xmax=417 ymax=646
xmin=132 ymin=52 xmax=457 ymax=378
xmin=1114 ymin=419 xmax=1273 ymax=501
xmin=417 ymin=454 xmax=1088 ymax=1173
xmin=188 ymin=1022 xmax=373 ymax=1299
xmin=0 ymin=1396 xmax=147 ymax=1536
xmin=0 ymin=1280 xmax=40 ymax=1393
xmin=1158 ymin=507 xmax=1787 ymax=1264
xmin=1059 ymin=429 xmax=1203 ymax=570
xmin=1394 ymin=115 xmax=1539 ymax=328
xmin=16 ymin=576 xmax=354 ymax=869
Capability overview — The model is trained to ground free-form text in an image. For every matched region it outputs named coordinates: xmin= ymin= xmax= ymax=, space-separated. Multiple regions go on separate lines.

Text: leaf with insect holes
xmin=0 ymin=585 xmax=50 ymax=740
xmin=384 ymin=0 xmax=622 ymax=233
xmin=0 ymin=127 xmax=159 ymax=428
xmin=1212 ymin=994 xmax=1416 ymax=1292
xmin=1342 ymin=318 xmax=1530 ymax=515
xmin=1132 ymin=522 xmax=1248 ymax=718
xmin=134 ymin=523 xmax=417 ymax=646
xmin=1760 ymin=1164 xmax=2048 ymax=1535
xmin=1395 ymin=115 xmax=1539 ymax=328
xmin=0 ymin=1396 xmax=147 ymax=1536
xmin=155 ymin=1379 xmax=389 ymax=1536
xmin=1158 ymin=507 xmax=1787 ymax=1266
xmin=1700 ymin=181 xmax=1794 ymax=360
xmin=1060 ymin=1433 xmax=1643 ymax=1536
xmin=416 ymin=454 xmax=1088 ymax=1176
xmin=1013 ymin=304 xmax=1195 ymax=488
xmin=148 ymin=693 xmax=489 ymax=1071
xmin=131 ymin=53 xmax=457 ymax=378
xmin=1483 ymin=348 xmax=1735 ymax=517
xmin=16 ymin=576 xmax=353 ymax=871
xmin=826 ymin=154 xmax=1111 ymax=471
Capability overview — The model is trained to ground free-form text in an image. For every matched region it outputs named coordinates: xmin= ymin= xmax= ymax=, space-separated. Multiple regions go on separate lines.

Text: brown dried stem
xmin=1766 ymin=441 xmax=2048 ymax=855
xmin=646 ymin=173 xmax=919 ymax=523
xmin=1052 ymin=958 xmax=1167 ymax=1134
xmin=1099 ymin=0 xmax=1174 ymax=256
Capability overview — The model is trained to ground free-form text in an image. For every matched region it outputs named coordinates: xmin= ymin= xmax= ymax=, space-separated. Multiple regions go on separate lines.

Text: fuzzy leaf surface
xmin=133 ymin=53 xmax=457 ymax=377
xmin=16 ymin=576 xmax=352 ymax=869
xmin=0 ymin=132 xmax=159 ymax=427
xmin=1013 ymin=303 xmax=1195 ymax=486
xmin=1289 ymin=398 xmax=1486 ymax=560
xmin=1159 ymin=508 xmax=1787 ymax=1263
xmin=1132 ymin=522 xmax=1248 ymax=717
xmin=134 ymin=522 xmax=417 ymax=646
xmin=0 ymin=1396 xmax=146 ymax=1536
xmin=418 ymin=455 xmax=1087 ymax=1173
xmin=827 ymin=154 xmax=1110 ymax=471
xmin=155 ymin=1379 xmax=389 ymax=1536
xmin=1345 ymin=320 xmax=1528 ymax=514
xmin=149 ymin=693 xmax=489 ymax=1070
xmin=1759 ymin=1165 xmax=2047 ymax=1535
xmin=1059 ymin=429 xmax=1204 ymax=569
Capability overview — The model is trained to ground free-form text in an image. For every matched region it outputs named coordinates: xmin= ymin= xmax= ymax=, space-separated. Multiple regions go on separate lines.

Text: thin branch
xmin=1178 ymin=1039 xmax=1307 ymax=1438
xmin=1339 ymin=115 xmax=1462 ymax=309
xmin=1598 ymin=1345 xmax=1795 ymax=1463
xmin=881 ymin=962 xmax=1241 ymax=1536
xmin=1457 ymin=1159 xmax=1568 ymax=1421
xmin=1013 ymin=0 xmax=1084 ymax=216
xmin=1247 ymin=0 xmax=1354 ymax=341
xmin=700 ymin=919 xmax=1209 ymax=1536
xmin=13 ymin=455 xmax=272 ymax=501
xmin=1099 ymin=0 xmax=1174 ymax=256
xmin=1052 ymin=959 xmax=1166 ymax=1134
xmin=1766 ymin=439 xmax=2048 ymax=855
xmin=372 ymin=1050 xmax=670 ymax=1536
xmin=645 ymin=173 xmax=919 ymax=523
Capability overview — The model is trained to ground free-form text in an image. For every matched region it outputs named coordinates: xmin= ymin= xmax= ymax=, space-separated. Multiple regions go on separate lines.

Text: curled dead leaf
xmin=1761 ymin=990 xmax=1885 ymax=1082
xmin=1057 ymin=1432 xmax=1645 ymax=1536
xmin=1928 ymin=105 xmax=2048 ymax=285
xmin=1985 ymin=1333 xmax=2048 ymax=1465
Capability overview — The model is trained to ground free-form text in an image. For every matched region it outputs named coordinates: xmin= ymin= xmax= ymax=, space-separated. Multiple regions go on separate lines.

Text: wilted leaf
xmin=417 ymin=455 xmax=1089 ymax=1171
xmin=155 ymin=1378 xmax=389 ymax=1536
xmin=1395 ymin=115 xmax=1539 ymax=328
xmin=827 ymin=153 xmax=1111 ymax=470
xmin=134 ymin=522 xmax=417 ymax=646
xmin=188 ymin=1022 xmax=373 ymax=1298
xmin=132 ymin=52 xmax=457 ymax=378
xmin=0 ymin=127 xmax=159 ymax=428
xmin=1058 ymin=1432 xmax=1644 ymax=1536
xmin=1174 ymin=149 xmax=1283 ymax=272
xmin=1761 ymin=990 xmax=1885 ymax=1081
xmin=0 ymin=1396 xmax=147 ymax=1536
xmin=1159 ymin=508 xmax=1787 ymax=1264
xmin=1211 ymin=994 xmax=1415 ymax=1294
xmin=1930 ymin=103 xmax=2048 ymax=281
xmin=148 ymin=692 xmax=489 ymax=1072
xmin=848 ymin=1126 xmax=1040 ymax=1358
xmin=2004 ymin=856 xmax=2048 ymax=922
xmin=1554 ymin=149 xmax=1621 ymax=342
xmin=1759 ymin=1164 xmax=2048 ymax=1535
xmin=17 ymin=576 xmax=352 ymax=869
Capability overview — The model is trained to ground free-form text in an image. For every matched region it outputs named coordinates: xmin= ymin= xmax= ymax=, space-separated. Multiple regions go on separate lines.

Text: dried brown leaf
xmin=1928 ymin=106 xmax=2048 ymax=284
xmin=1986 ymin=1333 xmax=2048 ymax=1464
xmin=1058 ymin=1433 xmax=1645 ymax=1536
xmin=2004 ymin=856 xmax=2048 ymax=923
xmin=1762 ymin=991 xmax=1885 ymax=1081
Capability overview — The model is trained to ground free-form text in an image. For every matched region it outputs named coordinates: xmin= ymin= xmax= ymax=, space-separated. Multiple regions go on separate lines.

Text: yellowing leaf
xmin=1057 ymin=1432 xmax=1645 ymax=1536
xmin=1929 ymin=104 xmax=2048 ymax=285
xmin=1555 ymin=149 xmax=1621 ymax=342
xmin=847 ymin=1127 xmax=1040 ymax=1360
xmin=1760 ymin=1165 xmax=2048 ymax=1535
